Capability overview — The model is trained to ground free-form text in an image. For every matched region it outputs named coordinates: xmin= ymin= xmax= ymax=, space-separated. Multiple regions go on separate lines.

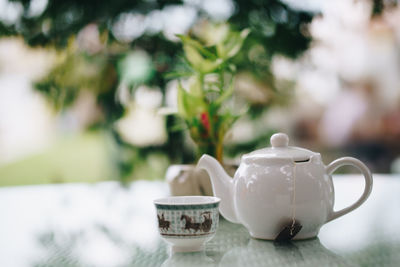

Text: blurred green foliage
xmin=0 ymin=0 xmax=314 ymax=183
xmin=0 ymin=133 xmax=111 ymax=186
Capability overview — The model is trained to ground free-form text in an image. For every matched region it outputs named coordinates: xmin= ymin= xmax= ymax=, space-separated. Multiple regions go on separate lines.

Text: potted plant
xmin=166 ymin=25 xmax=250 ymax=196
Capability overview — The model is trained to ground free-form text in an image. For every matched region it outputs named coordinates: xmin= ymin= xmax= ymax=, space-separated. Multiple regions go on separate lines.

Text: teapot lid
xmin=243 ymin=133 xmax=318 ymax=162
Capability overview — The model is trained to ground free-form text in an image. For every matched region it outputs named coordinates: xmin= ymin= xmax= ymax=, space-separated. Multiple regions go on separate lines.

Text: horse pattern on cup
xmin=181 ymin=212 xmax=212 ymax=233
xmin=155 ymin=204 xmax=219 ymax=238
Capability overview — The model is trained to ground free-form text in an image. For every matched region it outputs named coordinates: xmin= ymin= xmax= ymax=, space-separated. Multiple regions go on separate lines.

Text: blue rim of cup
xmin=154 ymin=196 xmax=220 ymax=210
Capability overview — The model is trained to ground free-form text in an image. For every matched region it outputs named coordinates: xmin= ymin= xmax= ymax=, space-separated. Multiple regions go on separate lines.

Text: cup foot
xmin=171 ymin=245 xmax=204 ymax=253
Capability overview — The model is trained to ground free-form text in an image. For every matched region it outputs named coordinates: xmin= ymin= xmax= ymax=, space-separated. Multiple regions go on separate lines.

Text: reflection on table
xmin=0 ymin=175 xmax=399 ymax=266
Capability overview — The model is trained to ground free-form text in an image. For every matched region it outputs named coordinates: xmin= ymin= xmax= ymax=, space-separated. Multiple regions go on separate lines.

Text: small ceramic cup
xmin=154 ymin=196 xmax=220 ymax=252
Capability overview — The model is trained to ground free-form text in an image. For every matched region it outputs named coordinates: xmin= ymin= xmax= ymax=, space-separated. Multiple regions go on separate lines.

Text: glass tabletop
xmin=0 ymin=175 xmax=399 ymax=267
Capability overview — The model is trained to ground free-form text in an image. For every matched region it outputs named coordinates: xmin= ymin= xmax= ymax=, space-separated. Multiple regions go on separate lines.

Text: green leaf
xmin=177 ymin=82 xmax=205 ymax=119
xmin=164 ymin=71 xmax=194 ymax=80
xmin=217 ymin=28 xmax=250 ymax=60
xmin=178 ymin=34 xmax=222 ymax=74
xmin=183 ymin=45 xmax=204 ymax=70
xmin=177 ymin=34 xmax=216 ymax=60
xmin=177 ymin=82 xmax=188 ymax=118
xmin=169 ymin=123 xmax=188 ymax=132
xmin=215 ymin=78 xmax=235 ymax=105
xmin=183 ymin=45 xmax=222 ymax=73
xmin=189 ymin=75 xmax=203 ymax=96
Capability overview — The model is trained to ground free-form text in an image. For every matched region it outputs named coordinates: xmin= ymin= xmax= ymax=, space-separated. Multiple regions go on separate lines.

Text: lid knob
xmin=271 ymin=133 xmax=289 ymax=148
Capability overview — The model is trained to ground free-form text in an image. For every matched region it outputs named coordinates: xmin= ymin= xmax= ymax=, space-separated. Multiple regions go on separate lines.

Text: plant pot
xmin=166 ymin=164 xmax=237 ymax=196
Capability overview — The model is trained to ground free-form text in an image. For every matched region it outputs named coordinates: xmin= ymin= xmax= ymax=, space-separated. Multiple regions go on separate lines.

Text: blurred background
xmin=0 ymin=0 xmax=399 ymax=187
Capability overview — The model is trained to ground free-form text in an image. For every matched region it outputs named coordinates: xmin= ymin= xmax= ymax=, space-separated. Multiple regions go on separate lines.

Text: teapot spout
xmin=197 ymin=154 xmax=240 ymax=223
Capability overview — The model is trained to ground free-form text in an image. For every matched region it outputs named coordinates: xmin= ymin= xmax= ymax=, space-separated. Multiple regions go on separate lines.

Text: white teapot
xmin=197 ymin=133 xmax=373 ymax=240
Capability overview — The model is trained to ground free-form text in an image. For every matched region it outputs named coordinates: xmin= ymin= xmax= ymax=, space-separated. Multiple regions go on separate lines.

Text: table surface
xmin=0 ymin=174 xmax=399 ymax=267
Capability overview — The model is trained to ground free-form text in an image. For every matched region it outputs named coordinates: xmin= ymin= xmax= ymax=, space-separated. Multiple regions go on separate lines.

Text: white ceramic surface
xmin=165 ymin=165 xmax=214 ymax=196
xmin=197 ymin=133 xmax=373 ymax=240
xmin=154 ymin=196 xmax=220 ymax=252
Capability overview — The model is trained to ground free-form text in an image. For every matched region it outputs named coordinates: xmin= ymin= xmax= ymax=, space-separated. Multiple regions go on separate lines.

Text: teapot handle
xmin=325 ymin=157 xmax=373 ymax=222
